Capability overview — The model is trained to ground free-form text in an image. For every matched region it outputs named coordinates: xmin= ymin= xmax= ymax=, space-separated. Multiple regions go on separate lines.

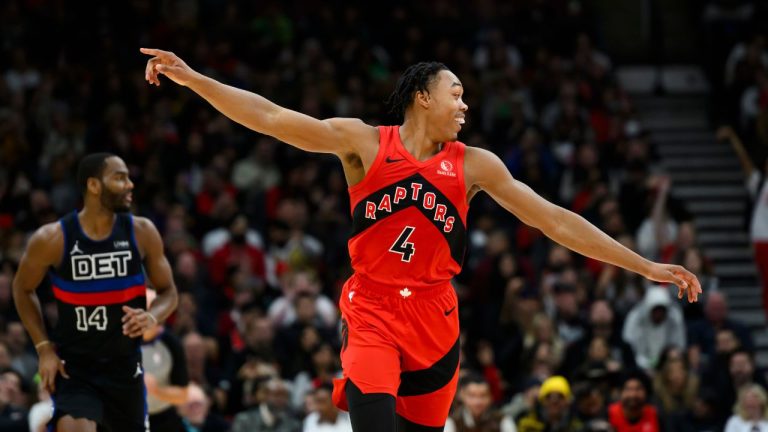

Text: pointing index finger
xmin=140 ymin=48 xmax=165 ymax=57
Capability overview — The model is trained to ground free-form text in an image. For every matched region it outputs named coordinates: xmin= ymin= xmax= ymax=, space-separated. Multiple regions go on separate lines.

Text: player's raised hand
xmin=37 ymin=343 xmax=69 ymax=393
xmin=645 ymin=262 xmax=703 ymax=303
xmin=122 ymin=306 xmax=157 ymax=338
xmin=140 ymin=48 xmax=197 ymax=87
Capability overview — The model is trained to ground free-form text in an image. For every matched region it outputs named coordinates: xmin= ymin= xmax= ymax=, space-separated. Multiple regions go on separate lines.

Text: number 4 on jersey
xmin=390 ymin=226 xmax=416 ymax=262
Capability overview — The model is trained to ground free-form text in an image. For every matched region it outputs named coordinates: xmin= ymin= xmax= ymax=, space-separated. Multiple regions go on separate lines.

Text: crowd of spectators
xmin=0 ymin=1 xmax=766 ymax=431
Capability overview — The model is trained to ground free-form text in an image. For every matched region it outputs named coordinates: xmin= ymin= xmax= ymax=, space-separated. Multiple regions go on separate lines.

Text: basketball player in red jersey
xmin=141 ymin=49 xmax=702 ymax=432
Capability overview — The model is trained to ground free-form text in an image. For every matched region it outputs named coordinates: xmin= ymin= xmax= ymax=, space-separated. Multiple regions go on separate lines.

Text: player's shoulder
xmin=327 ymin=118 xmax=378 ymax=143
xmin=130 ymin=215 xmax=154 ymax=230
xmin=30 ymin=221 xmax=64 ymax=244
xmin=130 ymin=215 xmax=161 ymax=240
xmin=327 ymin=117 xmax=376 ymax=133
xmin=462 ymin=146 xmax=509 ymax=189
xmin=24 ymin=221 xmax=64 ymax=263
xmin=129 ymin=215 xmax=163 ymax=255
xmin=463 ymin=145 xmax=504 ymax=169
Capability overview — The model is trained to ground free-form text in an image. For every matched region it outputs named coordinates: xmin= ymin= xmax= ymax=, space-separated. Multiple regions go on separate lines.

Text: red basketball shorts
xmin=332 ymin=274 xmax=460 ymax=427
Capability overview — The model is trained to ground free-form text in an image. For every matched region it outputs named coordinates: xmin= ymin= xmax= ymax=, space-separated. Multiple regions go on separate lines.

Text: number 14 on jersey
xmin=75 ymin=306 xmax=108 ymax=331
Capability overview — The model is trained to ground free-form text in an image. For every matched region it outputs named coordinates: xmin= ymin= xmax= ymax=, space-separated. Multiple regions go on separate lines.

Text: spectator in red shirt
xmin=208 ymin=214 xmax=266 ymax=293
xmin=608 ymin=370 xmax=660 ymax=432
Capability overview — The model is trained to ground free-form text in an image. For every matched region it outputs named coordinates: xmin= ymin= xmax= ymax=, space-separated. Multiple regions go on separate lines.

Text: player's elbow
xmin=11 ymin=277 xmax=30 ymax=302
xmin=531 ymin=204 xmax=566 ymax=238
xmin=10 ymin=282 xmax=21 ymax=304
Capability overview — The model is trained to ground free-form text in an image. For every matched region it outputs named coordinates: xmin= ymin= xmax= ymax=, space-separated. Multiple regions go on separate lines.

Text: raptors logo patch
xmin=437 ymin=160 xmax=456 ymax=177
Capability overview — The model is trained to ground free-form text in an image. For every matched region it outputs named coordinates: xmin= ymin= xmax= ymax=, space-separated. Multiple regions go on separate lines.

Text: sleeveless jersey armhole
xmin=127 ymin=214 xmax=142 ymax=258
xmin=347 ymin=125 xmax=389 ymax=195
xmin=454 ymin=142 xmax=469 ymax=219
xmin=56 ymin=218 xmax=68 ymax=270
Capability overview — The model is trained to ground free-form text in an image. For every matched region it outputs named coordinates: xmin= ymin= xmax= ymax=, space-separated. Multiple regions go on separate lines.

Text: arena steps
xmin=713 ymin=263 xmax=759 ymax=279
xmin=705 ymin=247 xmax=756 ymax=262
xmin=662 ymin=158 xmax=741 ymax=171
xmin=634 ymin=92 xmax=766 ymax=366
xmin=730 ymin=296 xmax=764 ymax=311
xmin=686 ymin=200 xmax=746 ymax=214
xmin=661 ymin=146 xmax=738 ymax=158
xmin=754 ymin=331 xmax=768 ymax=349
xmin=694 ymin=215 xmax=747 ymax=230
xmin=698 ymin=231 xmax=749 ymax=245
xmin=673 ymin=185 xmax=745 ymax=197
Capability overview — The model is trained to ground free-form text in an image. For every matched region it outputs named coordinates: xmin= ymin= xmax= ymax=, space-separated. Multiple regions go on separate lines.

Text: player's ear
xmin=86 ymin=177 xmax=102 ymax=195
xmin=414 ymin=90 xmax=430 ymax=110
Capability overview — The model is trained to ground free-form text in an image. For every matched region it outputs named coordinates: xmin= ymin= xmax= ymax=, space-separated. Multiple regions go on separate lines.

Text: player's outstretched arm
xmin=466 ymin=147 xmax=702 ymax=302
xmin=140 ymin=48 xmax=375 ymax=156
xmin=12 ymin=223 xmax=70 ymax=392
xmin=122 ymin=217 xmax=179 ymax=338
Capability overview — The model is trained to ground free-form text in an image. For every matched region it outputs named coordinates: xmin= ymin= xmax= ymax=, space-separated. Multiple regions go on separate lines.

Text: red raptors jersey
xmin=347 ymin=125 xmax=469 ymax=289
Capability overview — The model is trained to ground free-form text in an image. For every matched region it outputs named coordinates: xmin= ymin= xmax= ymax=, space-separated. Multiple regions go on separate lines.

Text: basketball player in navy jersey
xmin=12 ymin=153 xmax=179 ymax=432
xmin=141 ymin=48 xmax=702 ymax=432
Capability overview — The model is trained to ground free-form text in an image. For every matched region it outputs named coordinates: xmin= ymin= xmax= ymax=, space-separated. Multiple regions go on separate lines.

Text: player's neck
xmin=399 ymin=120 xmax=443 ymax=162
xmin=79 ymin=206 xmax=117 ymax=240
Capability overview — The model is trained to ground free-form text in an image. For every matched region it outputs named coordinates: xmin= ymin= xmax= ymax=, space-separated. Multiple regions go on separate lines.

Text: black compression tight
xmin=346 ymin=380 xmax=444 ymax=432
xmin=346 ymin=379 xmax=396 ymax=432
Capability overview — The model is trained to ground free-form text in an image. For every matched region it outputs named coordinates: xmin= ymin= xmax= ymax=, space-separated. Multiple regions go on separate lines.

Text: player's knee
xmin=57 ymin=415 xmax=98 ymax=432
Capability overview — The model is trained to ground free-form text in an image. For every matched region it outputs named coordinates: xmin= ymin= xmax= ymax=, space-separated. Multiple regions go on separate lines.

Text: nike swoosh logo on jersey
xmin=385 ymin=156 xmax=405 ymax=163
xmin=444 ymin=306 xmax=456 ymax=316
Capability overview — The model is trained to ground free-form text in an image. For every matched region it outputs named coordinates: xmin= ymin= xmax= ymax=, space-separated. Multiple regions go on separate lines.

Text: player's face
xmin=98 ymin=157 xmax=134 ymax=213
xmin=427 ymin=70 xmax=468 ymax=141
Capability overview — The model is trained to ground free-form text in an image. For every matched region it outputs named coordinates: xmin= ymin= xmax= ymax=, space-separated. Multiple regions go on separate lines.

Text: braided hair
xmin=386 ymin=62 xmax=448 ymax=122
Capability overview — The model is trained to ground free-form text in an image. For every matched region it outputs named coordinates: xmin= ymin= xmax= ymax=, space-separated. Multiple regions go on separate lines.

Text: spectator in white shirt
xmin=725 ymin=384 xmax=768 ymax=432
xmin=622 ymin=286 xmax=686 ymax=370
xmin=302 ymin=384 xmax=352 ymax=432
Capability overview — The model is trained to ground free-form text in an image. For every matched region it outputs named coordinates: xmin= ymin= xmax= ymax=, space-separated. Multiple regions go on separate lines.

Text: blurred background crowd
xmin=0 ymin=0 xmax=767 ymax=431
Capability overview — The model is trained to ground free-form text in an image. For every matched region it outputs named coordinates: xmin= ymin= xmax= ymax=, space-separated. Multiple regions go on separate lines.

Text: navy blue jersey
xmin=49 ymin=211 xmax=146 ymax=360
